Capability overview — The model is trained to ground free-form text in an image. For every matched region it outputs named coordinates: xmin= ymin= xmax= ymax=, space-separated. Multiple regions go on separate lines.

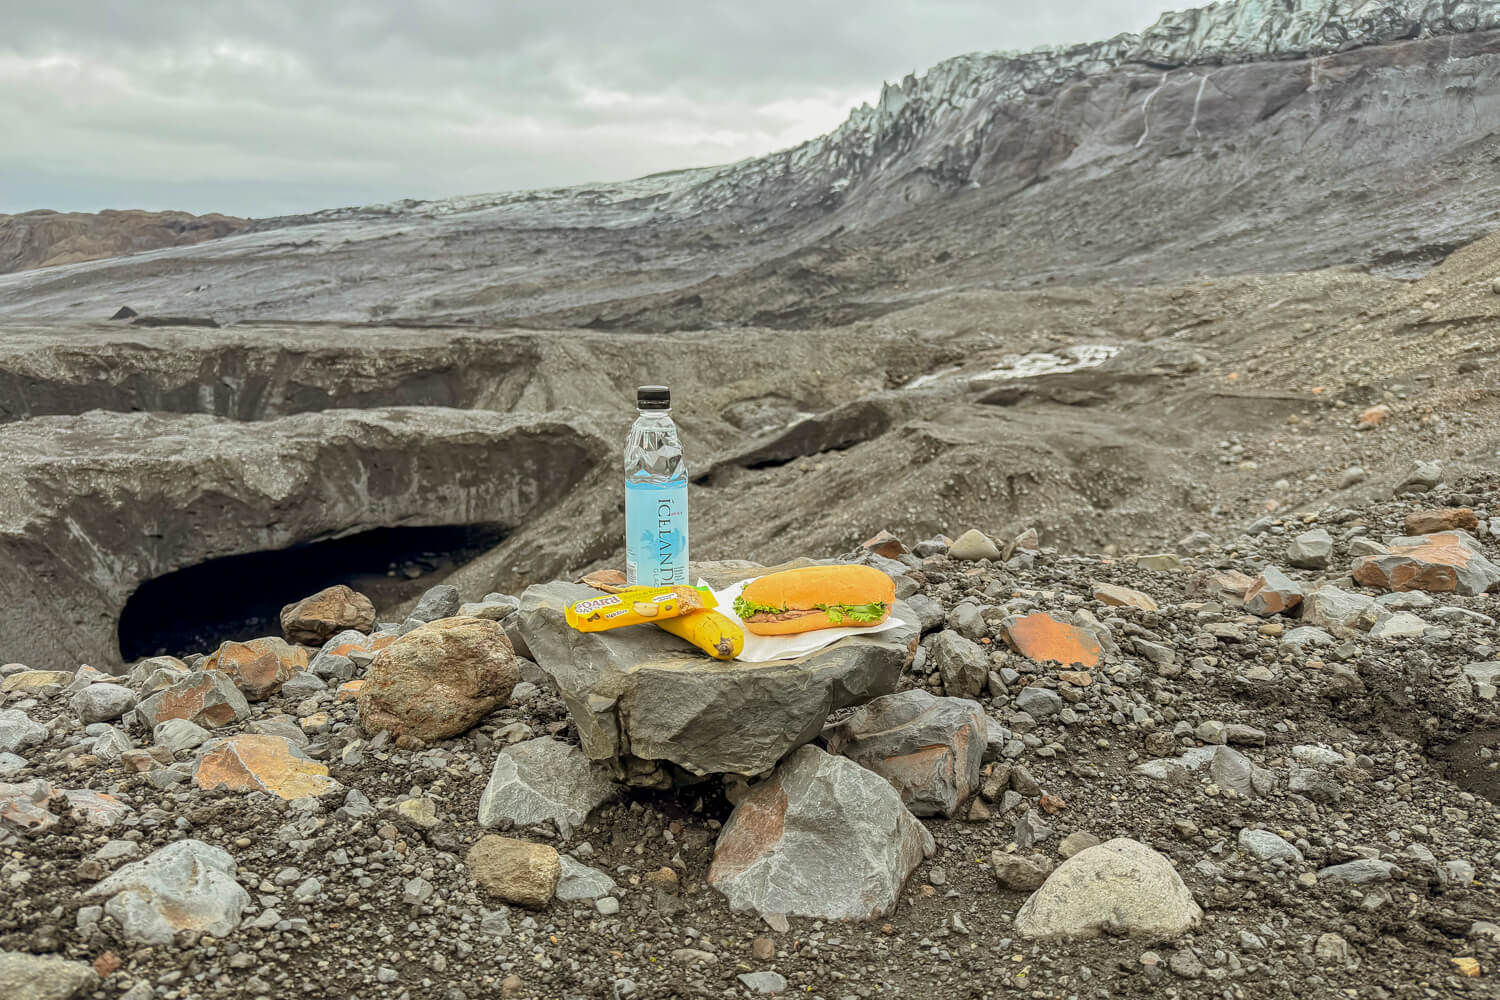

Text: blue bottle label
xmin=625 ymin=481 xmax=688 ymax=586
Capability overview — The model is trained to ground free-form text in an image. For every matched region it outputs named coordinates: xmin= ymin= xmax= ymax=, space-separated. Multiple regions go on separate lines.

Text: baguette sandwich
xmin=732 ymin=564 xmax=895 ymax=636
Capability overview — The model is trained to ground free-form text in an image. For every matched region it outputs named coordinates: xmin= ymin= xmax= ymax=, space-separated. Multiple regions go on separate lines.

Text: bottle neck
xmin=636 ymin=407 xmax=672 ymax=419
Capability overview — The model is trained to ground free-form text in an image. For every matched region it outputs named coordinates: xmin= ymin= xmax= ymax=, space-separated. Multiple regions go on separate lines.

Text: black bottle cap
xmin=637 ymin=385 xmax=670 ymax=409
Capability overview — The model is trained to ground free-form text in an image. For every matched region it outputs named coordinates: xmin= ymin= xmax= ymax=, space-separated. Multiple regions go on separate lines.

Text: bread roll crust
xmin=737 ymin=565 xmax=895 ymax=636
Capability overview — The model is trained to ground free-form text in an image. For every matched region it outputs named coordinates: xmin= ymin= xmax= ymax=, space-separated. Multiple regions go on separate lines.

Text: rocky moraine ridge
xmin=2 ymin=472 xmax=1499 ymax=998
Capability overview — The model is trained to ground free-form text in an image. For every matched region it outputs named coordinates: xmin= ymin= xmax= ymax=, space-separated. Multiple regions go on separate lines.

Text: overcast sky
xmin=2 ymin=1 xmax=1172 ymax=218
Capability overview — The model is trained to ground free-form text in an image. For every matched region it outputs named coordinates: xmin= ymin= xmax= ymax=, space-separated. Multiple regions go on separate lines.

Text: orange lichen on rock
xmin=1003 ymin=613 xmax=1102 ymax=669
xmin=194 ymin=734 xmax=341 ymax=799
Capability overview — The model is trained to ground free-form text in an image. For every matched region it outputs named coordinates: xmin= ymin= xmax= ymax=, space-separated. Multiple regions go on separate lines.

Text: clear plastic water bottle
xmin=625 ymin=385 xmax=689 ymax=586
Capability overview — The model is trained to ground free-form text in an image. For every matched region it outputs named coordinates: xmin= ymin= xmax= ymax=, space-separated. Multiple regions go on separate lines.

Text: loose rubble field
xmin=4 ymin=471 xmax=1499 ymax=1000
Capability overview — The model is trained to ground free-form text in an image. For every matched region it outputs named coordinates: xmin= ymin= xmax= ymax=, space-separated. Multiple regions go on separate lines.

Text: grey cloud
xmin=2 ymin=1 xmax=1170 ymax=216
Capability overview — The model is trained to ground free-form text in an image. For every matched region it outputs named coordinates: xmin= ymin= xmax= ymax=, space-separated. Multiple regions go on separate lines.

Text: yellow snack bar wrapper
xmin=565 ymin=585 xmax=717 ymax=633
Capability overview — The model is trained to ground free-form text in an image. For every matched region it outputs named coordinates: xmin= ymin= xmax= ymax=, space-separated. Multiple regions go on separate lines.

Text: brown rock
xmin=466 ymin=835 xmax=559 ymax=908
xmin=1091 ymin=582 xmax=1157 ymax=611
xmin=751 ymin=937 xmax=776 ymax=961
xmin=280 ymin=585 xmax=376 ymax=645
xmin=335 ymin=680 xmax=365 ymax=703
xmin=324 ymin=633 xmax=397 ymax=659
xmin=134 ymin=671 xmax=250 ymax=730
xmin=0 ymin=669 xmax=75 ymax=694
xmin=1003 ymin=613 xmax=1102 ymax=669
xmin=861 ymin=529 xmax=907 ymax=560
xmin=500 ymin=974 xmax=525 ymax=997
xmin=1242 ymin=567 xmax=1305 ymax=617
xmin=646 ymin=867 xmax=680 ymax=895
xmin=194 ymin=734 xmax=342 ymax=800
xmin=1358 ymin=404 xmax=1391 ymax=427
xmin=1352 ymin=531 xmax=1500 ymax=595
xmin=1057 ymin=670 xmax=1093 ymax=687
xmin=358 ymin=617 xmax=517 ymax=742
xmin=1186 ymin=569 xmax=1256 ymax=604
xmin=202 ymin=637 xmax=308 ymax=701
xmin=1403 ymin=507 xmax=1479 ymax=535
xmin=92 ymin=951 xmax=121 ymax=977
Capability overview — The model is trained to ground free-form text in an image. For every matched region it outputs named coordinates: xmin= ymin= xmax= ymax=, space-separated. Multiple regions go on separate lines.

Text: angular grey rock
xmin=0 ymin=951 xmax=98 ymax=1000
xmin=1318 ymin=858 xmax=1396 ymax=884
xmin=134 ymin=671 xmax=251 ymax=729
xmin=83 ymin=839 xmax=249 ymax=944
xmin=410 ymin=584 xmax=461 ymax=623
xmin=1290 ymin=744 xmax=1344 ymax=767
xmin=478 ymin=737 xmax=619 ymax=838
xmin=1016 ymin=686 xmax=1063 ymax=718
xmin=1238 ymin=828 xmax=1303 ymax=863
xmin=1368 ymin=612 xmax=1427 ymax=640
xmin=516 ymin=576 xmax=917 ymax=779
xmin=556 ymin=855 xmax=619 ymax=901
xmin=708 ymin=745 xmax=933 ymax=921
xmin=0 ymin=753 xmax=25 ymax=777
xmin=456 ymin=600 xmax=516 ymax=621
xmin=1354 ymin=529 xmax=1500 ymax=596
xmin=904 ymin=593 xmax=945 ymax=633
xmin=1242 ymin=566 xmax=1304 ymax=617
xmin=824 ymin=689 xmax=986 ymax=818
xmin=738 ymin=972 xmax=789 ymax=994
xmin=928 ymin=629 xmax=988 ymax=700
xmin=1395 ymin=460 xmax=1442 ymax=495
xmin=1281 ymin=626 xmax=1335 ymax=651
xmin=91 ymin=727 xmax=134 ymax=764
xmin=1014 ymin=839 xmax=1202 ymax=940
xmin=153 ymin=718 xmax=211 ymax=753
xmin=0 ymin=709 xmax=46 ymax=754
xmin=1300 ymin=586 xmax=1376 ymax=632
xmin=1286 ymin=528 xmax=1333 ymax=569
xmin=1208 ymin=746 xmax=1267 ymax=798
xmin=1463 ymin=661 xmax=1500 ymax=699
xmin=278 ymin=671 xmax=327 ymax=699
xmin=127 ymin=655 xmax=188 ymax=690
xmin=1289 ymin=768 xmax=1342 ymax=803
xmin=1014 ymin=809 xmax=1054 ymax=849
xmin=992 ymin=851 xmax=1054 ymax=890
xmin=947 ymin=529 xmax=1001 ymax=561
xmin=70 ymin=683 xmax=136 ymax=724
xmin=946 ymin=602 xmax=987 ymax=641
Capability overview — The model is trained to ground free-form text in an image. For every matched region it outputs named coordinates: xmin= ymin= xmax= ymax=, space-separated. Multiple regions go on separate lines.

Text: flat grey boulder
xmin=1014 ymin=838 xmax=1202 ymax=940
xmin=70 ymin=683 xmax=136 ymax=724
xmin=824 ymin=689 xmax=986 ymax=817
xmin=83 ymin=839 xmax=249 ymax=944
xmin=1318 ymin=858 xmax=1397 ymax=884
xmin=0 ymin=951 xmax=98 ymax=1000
xmin=0 ymin=709 xmax=47 ymax=754
xmin=707 ymin=745 xmax=933 ymax=921
xmin=516 ymin=572 xmax=917 ymax=779
xmin=1300 ymin=586 xmax=1376 ymax=632
xmin=410 ymin=583 xmax=461 ymax=623
xmin=477 ymin=737 xmax=618 ymax=838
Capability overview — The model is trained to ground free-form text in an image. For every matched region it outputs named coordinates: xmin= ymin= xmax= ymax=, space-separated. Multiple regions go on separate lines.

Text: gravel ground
xmin=4 ymin=475 xmax=1500 ymax=1000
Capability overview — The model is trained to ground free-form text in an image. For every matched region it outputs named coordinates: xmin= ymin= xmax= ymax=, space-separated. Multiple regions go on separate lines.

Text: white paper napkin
xmin=705 ymin=576 xmax=906 ymax=663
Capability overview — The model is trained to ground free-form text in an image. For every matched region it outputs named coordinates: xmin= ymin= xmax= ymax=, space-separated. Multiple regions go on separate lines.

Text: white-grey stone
xmin=556 ymin=855 xmax=619 ymax=901
xmin=1300 ymin=586 xmax=1376 ymax=632
xmin=1290 ymin=744 xmax=1344 ymax=767
xmin=594 ymin=896 xmax=620 ymax=915
xmin=83 ymin=839 xmax=249 ymax=944
xmin=708 ymin=745 xmax=934 ymax=921
xmin=1238 ymin=828 xmax=1303 ymax=863
xmin=0 ymin=709 xmax=46 ymax=754
xmin=1318 ymin=858 xmax=1396 ymax=884
xmin=1287 ymin=529 xmax=1333 ymax=569
xmin=153 ymin=718 xmax=212 ymax=753
xmin=0 ymin=753 xmax=25 ymax=777
xmin=823 ymin=689 xmax=986 ymax=818
xmin=91 ymin=727 xmax=134 ymax=764
xmin=278 ymin=672 xmax=327 ymax=699
xmin=737 ymin=972 xmax=789 ymax=994
xmin=1281 ymin=626 xmax=1335 ymax=651
xmin=0 ymin=951 xmax=98 ymax=1000
xmin=1368 ymin=612 xmax=1427 ymax=640
xmin=947 ymin=529 xmax=1001 ymax=561
xmin=928 ymin=630 xmax=988 ymax=700
xmin=477 ymin=737 xmax=619 ymax=838
xmin=1014 ymin=839 xmax=1201 ymax=940
xmin=70 ymin=683 xmax=136 ymax=724
xmin=1208 ymin=746 xmax=1271 ymax=798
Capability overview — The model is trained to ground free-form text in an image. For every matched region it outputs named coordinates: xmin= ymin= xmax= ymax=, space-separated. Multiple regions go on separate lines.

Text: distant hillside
xmin=0 ymin=209 xmax=248 ymax=274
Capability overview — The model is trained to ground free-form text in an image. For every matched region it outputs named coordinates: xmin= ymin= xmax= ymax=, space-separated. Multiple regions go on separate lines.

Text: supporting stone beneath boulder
xmin=707 ymin=745 xmax=934 ymax=921
xmin=823 ymin=689 xmax=986 ymax=818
